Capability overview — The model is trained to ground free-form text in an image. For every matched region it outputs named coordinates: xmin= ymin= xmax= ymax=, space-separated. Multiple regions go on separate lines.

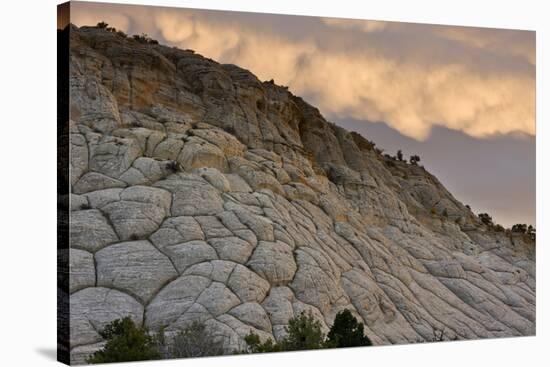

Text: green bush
xmin=242 ymin=309 xmax=372 ymax=354
xmin=325 ymin=309 xmax=372 ymax=348
xmin=241 ymin=311 xmax=324 ymax=353
xmin=169 ymin=321 xmax=224 ymax=358
xmin=282 ymin=311 xmax=325 ymax=351
xmin=86 ymin=317 xmax=160 ymax=364
xmin=242 ymin=332 xmax=282 ymax=353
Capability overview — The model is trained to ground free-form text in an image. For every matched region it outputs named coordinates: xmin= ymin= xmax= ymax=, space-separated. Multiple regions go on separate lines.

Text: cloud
xmin=321 ymin=17 xmax=390 ymax=33
xmin=70 ymin=2 xmax=535 ymax=141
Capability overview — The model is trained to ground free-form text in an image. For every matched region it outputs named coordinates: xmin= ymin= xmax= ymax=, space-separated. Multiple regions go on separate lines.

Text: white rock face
xmin=95 ymin=240 xmax=178 ymax=303
xmin=70 ymin=210 xmax=118 ymax=252
xmin=70 ymin=288 xmax=143 ymax=347
xmin=67 ymin=26 xmax=536 ymax=360
xmin=69 ymin=249 xmax=95 ymax=293
xmin=247 ymin=241 xmax=297 ymax=285
xmin=101 ymin=186 xmax=172 ymax=240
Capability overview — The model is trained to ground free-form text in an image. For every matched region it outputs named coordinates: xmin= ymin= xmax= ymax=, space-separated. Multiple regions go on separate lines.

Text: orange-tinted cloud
xmin=71 ymin=2 xmax=535 ymax=141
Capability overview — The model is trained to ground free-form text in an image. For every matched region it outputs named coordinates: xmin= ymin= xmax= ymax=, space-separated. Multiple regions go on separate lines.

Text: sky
xmin=69 ymin=1 xmax=536 ymax=227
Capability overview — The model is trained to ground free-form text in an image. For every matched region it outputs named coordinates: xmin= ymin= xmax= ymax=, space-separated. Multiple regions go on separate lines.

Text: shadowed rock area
xmin=64 ymin=25 xmax=535 ymax=364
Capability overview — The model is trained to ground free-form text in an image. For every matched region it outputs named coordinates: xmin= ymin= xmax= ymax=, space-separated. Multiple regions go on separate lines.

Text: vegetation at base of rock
xmin=241 ymin=311 xmax=324 ymax=353
xmin=325 ymin=309 xmax=372 ymax=348
xmin=242 ymin=309 xmax=372 ymax=354
xmin=166 ymin=321 xmax=225 ymax=358
xmin=90 ymin=311 xmax=372 ymax=362
xmin=87 ymin=318 xmax=224 ymax=363
xmin=241 ymin=333 xmax=282 ymax=353
xmin=86 ymin=317 xmax=160 ymax=364
xmin=284 ymin=311 xmax=326 ymax=350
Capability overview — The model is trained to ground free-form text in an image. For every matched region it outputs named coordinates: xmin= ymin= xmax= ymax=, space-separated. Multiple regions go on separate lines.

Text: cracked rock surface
xmin=66 ymin=26 xmax=536 ymax=364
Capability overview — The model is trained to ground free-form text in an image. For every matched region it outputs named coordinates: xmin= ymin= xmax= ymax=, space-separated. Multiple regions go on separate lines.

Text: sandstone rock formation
xmin=63 ymin=25 xmax=535 ymax=364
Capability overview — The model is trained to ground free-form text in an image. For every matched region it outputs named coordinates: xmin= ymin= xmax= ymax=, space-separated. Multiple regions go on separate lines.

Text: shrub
xmin=169 ymin=321 xmax=224 ymax=358
xmin=478 ymin=213 xmax=493 ymax=226
xmin=242 ymin=332 xmax=282 ymax=354
xmin=96 ymin=21 xmax=108 ymax=29
xmin=242 ymin=311 xmax=325 ymax=353
xmin=282 ymin=311 xmax=325 ymax=351
xmin=166 ymin=160 xmax=179 ymax=172
xmin=527 ymin=225 xmax=536 ymax=241
xmin=132 ymin=33 xmax=160 ymax=45
xmin=512 ymin=223 xmax=527 ymax=234
xmin=409 ymin=155 xmax=421 ymax=165
xmin=494 ymin=224 xmax=505 ymax=232
xmin=325 ymin=309 xmax=372 ymax=348
xmin=242 ymin=309 xmax=372 ymax=354
xmin=86 ymin=317 xmax=160 ymax=364
xmin=397 ymin=150 xmax=404 ymax=161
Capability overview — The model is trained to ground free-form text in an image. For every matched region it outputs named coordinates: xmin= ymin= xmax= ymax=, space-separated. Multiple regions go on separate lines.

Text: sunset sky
xmin=69 ymin=1 xmax=536 ymax=227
